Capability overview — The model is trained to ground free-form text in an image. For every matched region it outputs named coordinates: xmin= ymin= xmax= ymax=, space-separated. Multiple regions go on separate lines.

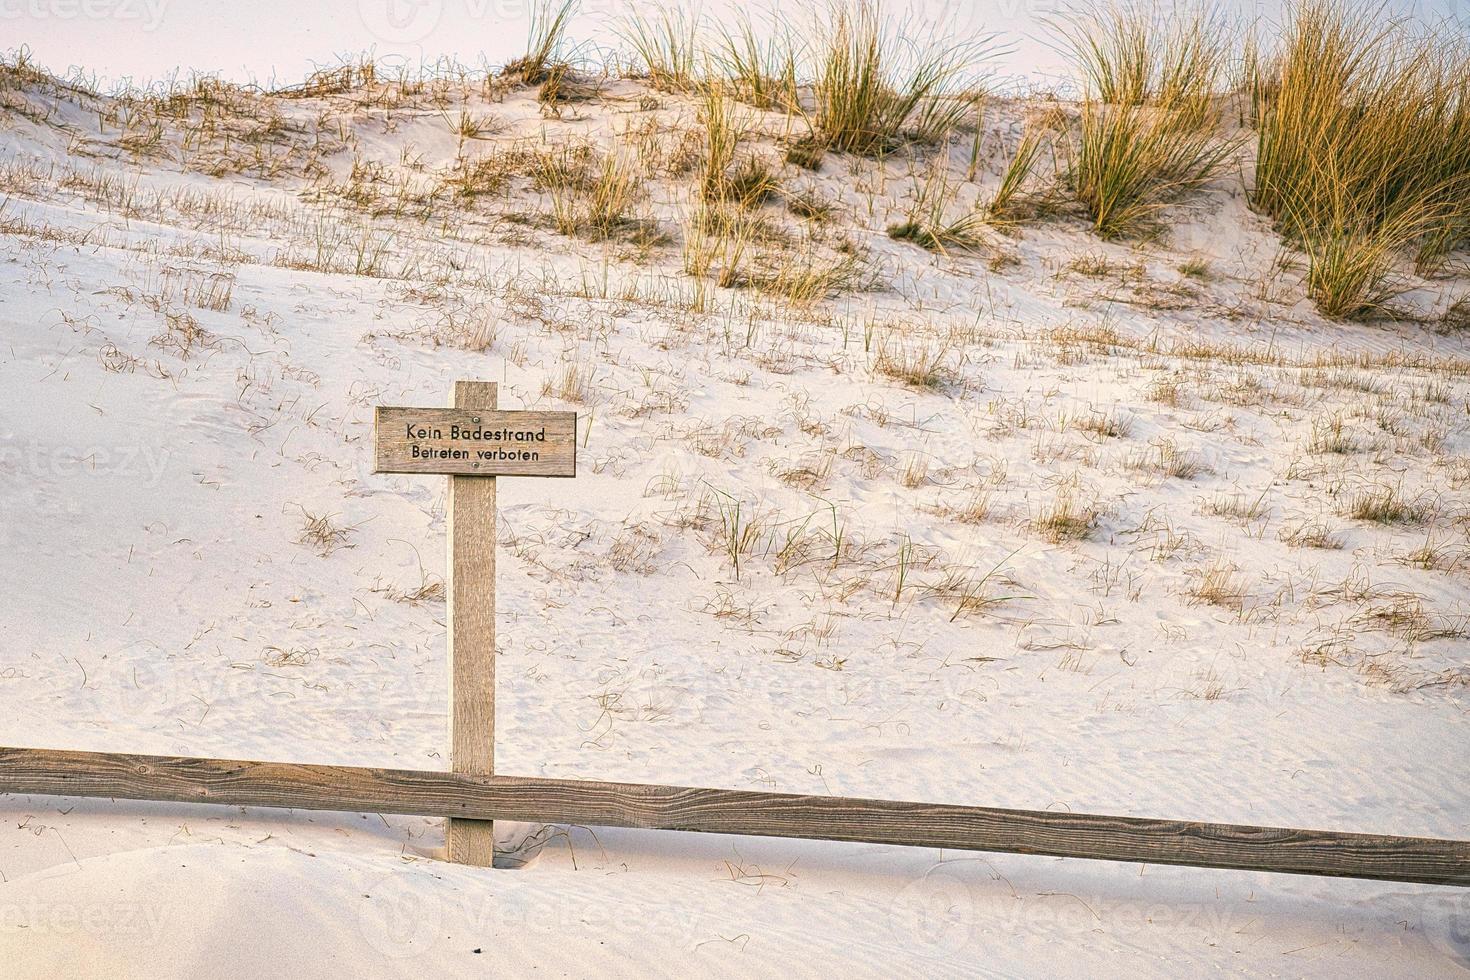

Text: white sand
xmin=0 ymin=68 xmax=1467 ymax=976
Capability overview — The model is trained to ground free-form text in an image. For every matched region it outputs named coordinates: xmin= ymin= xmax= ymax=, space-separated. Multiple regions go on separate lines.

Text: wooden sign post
xmin=3 ymin=380 xmax=1466 ymax=889
xmin=375 ymin=382 xmax=575 ymax=866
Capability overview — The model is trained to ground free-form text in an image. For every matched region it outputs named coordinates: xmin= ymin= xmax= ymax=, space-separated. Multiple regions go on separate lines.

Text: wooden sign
xmin=374 ymin=383 xmax=578 ymax=867
xmin=4 ymin=377 xmax=1470 ymax=888
xmin=374 ymin=407 xmax=576 ymax=477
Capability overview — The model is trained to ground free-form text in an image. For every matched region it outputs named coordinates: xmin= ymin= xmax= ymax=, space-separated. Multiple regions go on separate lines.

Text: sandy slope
xmin=0 ymin=67 xmax=1467 ymax=976
xmin=5 ymin=838 xmax=1466 ymax=979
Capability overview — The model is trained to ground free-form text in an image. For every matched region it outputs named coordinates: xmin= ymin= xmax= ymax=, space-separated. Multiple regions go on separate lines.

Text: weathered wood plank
xmin=446 ymin=381 xmax=497 ymax=866
xmin=0 ymin=747 xmax=1465 ymax=886
xmin=374 ymin=406 xmax=576 ymax=476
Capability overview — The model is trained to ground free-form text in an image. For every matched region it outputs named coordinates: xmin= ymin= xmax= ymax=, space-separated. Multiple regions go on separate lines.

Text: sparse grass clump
xmin=1352 ymin=596 xmax=1470 ymax=644
xmin=887 ymin=216 xmax=986 ymax=253
xmin=1279 ymin=519 xmax=1342 ymax=549
xmin=986 ymin=128 xmax=1052 ymax=224
xmin=543 ymin=358 xmax=595 ymax=403
xmin=440 ymin=149 xmax=524 ymax=200
xmin=1178 ymin=257 xmax=1211 ymax=279
xmin=149 ymin=309 xmax=212 ymax=359
xmin=809 ymin=0 xmax=982 ymax=156
xmin=888 ymin=161 xmax=988 ymax=253
xmin=1393 ymin=535 xmax=1469 ymax=573
xmin=724 ymin=154 xmax=782 ymax=208
xmin=1343 ymin=484 xmax=1427 ymax=525
xmin=538 ymin=62 xmax=600 ymax=111
xmin=1145 ymin=374 xmax=1187 ymax=406
xmin=709 ymin=489 xmax=768 ymax=579
xmin=620 ymin=5 xmax=701 ymax=92
xmin=1203 ymin=490 xmax=1270 ymax=525
xmin=946 ymin=483 xmax=1000 ymax=524
xmin=1249 ymin=0 xmax=1470 ymax=318
xmin=1442 ymin=296 xmax=1470 ymax=331
xmin=297 ymin=508 xmax=356 ymax=556
xmin=583 ymin=151 xmax=644 ymax=237
xmin=444 ymin=110 xmax=500 ymax=147
xmin=748 ymin=248 xmax=865 ymax=304
xmin=1069 ymin=101 xmax=1236 ymax=239
xmin=682 ymin=200 xmax=762 ymax=288
xmin=1052 ymin=4 xmax=1237 ymax=238
xmin=1306 ymin=412 xmax=1359 ymax=454
xmin=1055 ymin=4 xmax=1232 ymax=122
xmin=683 ymin=195 xmax=842 ymax=302
xmin=899 ymin=452 xmax=930 ymax=488
xmin=872 ymin=338 xmax=955 ymax=389
xmin=1074 ymin=407 xmax=1132 ymax=439
xmin=1031 ymin=490 xmax=1099 ymax=542
xmin=784 ymin=135 xmax=829 ymax=171
xmin=504 ymin=0 xmax=578 ymax=85
xmin=927 ymin=554 xmax=1025 ymax=622
xmin=534 ymin=142 xmax=647 ymax=240
xmin=1187 ymin=559 xmax=1248 ymax=611
xmin=786 ymin=185 xmax=838 ymax=221
xmin=696 ymin=84 xmax=780 ymax=208
xmin=717 ymin=11 xmax=801 ymax=111
xmin=532 ymin=140 xmax=596 ymax=194
xmin=1127 ymin=438 xmax=1205 ymax=479
xmin=1064 ymin=251 xmax=1139 ymax=280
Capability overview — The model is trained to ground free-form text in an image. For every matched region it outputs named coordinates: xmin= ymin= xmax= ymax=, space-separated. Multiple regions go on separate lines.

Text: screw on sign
xmin=374 ymin=381 xmax=576 ymax=866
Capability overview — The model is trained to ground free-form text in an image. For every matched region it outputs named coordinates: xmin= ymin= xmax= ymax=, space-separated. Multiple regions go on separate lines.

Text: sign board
xmin=375 ymin=385 xmax=577 ymax=866
xmin=374 ymin=407 xmax=576 ymax=477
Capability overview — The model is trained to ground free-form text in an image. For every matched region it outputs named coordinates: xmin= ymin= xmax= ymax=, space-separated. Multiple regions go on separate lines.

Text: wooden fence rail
xmin=5 ymin=384 xmax=1466 ymax=891
xmin=1 ymin=747 xmax=1465 ymax=886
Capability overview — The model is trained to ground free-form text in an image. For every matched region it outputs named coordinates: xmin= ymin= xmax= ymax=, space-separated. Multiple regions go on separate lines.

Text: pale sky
xmin=3 ymin=0 xmax=1467 ymax=93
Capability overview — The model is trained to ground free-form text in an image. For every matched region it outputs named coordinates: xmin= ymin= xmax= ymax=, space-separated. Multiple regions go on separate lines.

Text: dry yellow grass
xmin=1249 ymin=0 xmax=1470 ymax=316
